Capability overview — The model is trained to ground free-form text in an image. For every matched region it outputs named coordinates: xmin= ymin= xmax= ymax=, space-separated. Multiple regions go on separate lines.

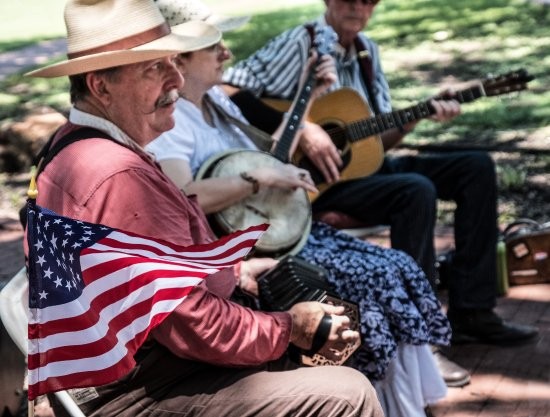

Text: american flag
xmin=25 ymin=202 xmax=267 ymax=400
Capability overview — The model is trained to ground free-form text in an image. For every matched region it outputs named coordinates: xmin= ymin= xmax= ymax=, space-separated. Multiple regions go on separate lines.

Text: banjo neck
xmin=271 ymin=67 xmax=318 ymax=162
xmin=271 ymin=25 xmax=337 ymax=163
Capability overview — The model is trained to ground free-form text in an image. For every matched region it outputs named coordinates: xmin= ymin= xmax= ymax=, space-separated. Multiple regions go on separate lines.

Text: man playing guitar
xmin=223 ymin=0 xmax=538 ymax=394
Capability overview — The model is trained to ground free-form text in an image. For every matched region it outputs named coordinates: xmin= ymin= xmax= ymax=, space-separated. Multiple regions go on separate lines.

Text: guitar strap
xmin=205 ymin=94 xmax=274 ymax=153
xmin=34 ymin=127 xmax=116 ymax=177
xmin=304 ymin=23 xmax=380 ymax=115
xmin=353 ymin=37 xmax=381 ymax=115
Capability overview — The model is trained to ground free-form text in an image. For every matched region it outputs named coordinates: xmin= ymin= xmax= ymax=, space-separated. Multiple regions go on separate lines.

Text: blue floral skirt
xmin=297 ymin=221 xmax=451 ymax=380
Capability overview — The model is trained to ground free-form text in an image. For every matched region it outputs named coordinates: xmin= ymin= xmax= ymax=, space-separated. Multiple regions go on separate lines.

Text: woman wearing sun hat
xmin=154 ymin=0 xmax=251 ymax=32
xmin=147 ymin=2 xmax=454 ymax=417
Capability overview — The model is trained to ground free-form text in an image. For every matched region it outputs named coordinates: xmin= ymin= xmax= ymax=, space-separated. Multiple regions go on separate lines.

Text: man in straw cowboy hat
xmin=25 ymin=1 xmax=384 ymax=416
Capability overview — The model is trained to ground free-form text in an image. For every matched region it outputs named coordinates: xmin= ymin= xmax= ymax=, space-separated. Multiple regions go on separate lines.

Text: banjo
xmin=196 ymin=26 xmax=337 ymax=257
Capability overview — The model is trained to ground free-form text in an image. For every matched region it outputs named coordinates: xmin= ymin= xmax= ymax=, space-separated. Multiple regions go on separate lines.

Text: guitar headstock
xmin=481 ymin=69 xmax=535 ymax=97
xmin=313 ymin=25 xmax=338 ymax=56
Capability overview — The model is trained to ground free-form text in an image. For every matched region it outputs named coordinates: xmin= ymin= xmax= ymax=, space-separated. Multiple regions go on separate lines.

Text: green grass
xmin=0 ymin=0 xmax=316 ymax=52
xmin=207 ymin=0 xmax=318 ymax=14
xmin=0 ymin=0 xmax=66 ymax=51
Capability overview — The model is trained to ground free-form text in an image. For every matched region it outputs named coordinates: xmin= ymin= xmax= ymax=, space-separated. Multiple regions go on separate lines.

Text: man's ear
xmin=85 ymin=72 xmax=111 ymax=105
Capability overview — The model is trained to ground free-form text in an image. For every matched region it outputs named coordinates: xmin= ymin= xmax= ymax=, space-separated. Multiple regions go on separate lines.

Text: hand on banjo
xmin=249 ymin=164 xmax=317 ymax=193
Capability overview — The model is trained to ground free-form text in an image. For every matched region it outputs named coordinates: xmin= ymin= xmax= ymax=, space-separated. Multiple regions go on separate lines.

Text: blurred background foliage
xmin=1 ymin=0 xmax=548 ymax=140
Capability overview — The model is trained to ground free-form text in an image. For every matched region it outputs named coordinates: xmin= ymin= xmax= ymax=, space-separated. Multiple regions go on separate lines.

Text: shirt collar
xmin=69 ymin=107 xmax=143 ymax=153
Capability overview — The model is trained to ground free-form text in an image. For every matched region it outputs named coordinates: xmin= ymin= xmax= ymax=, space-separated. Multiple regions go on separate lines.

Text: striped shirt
xmin=223 ymin=17 xmax=393 ymax=114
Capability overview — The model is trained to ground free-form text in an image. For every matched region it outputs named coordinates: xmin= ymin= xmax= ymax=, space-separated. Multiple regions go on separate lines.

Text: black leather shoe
xmin=448 ymin=308 xmax=539 ymax=345
xmin=431 ymin=346 xmax=471 ymax=387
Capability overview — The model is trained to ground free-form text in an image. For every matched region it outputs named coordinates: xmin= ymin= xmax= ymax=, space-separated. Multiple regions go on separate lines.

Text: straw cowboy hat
xmin=154 ymin=0 xmax=250 ymax=32
xmin=26 ymin=0 xmax=221 ymax=78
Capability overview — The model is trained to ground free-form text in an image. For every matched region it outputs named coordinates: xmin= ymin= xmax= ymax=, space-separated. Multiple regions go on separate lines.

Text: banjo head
xmin=199 ymin=150 xmax=312 ymax=256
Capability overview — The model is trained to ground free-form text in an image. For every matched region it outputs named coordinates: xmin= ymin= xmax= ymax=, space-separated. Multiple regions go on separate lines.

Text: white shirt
xmin=147 ymin=86 xmax=258 ymax=175
xmin=70 ymin=107 xmax=143 ymax=153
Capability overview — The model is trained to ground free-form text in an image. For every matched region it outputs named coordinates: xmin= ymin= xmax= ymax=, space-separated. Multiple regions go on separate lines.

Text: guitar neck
xmin=272 ymin=71 xmax=317 ymax=162
xmin=347 ymin=84 xmax=486 ymax=142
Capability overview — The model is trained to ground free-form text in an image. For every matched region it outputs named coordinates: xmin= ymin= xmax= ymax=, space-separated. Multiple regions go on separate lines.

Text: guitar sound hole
xmin=340 ymin=150 xmax=351 ymax=170
xmin=298 ymin=158 xmax=325 ymax=184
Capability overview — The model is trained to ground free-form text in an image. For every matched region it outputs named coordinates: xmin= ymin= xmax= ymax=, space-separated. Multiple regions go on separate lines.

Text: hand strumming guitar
xmin=272 ymin=52 xmax=338 ymax=161
xmin=298 ymin=121 xmax=343 ymax=184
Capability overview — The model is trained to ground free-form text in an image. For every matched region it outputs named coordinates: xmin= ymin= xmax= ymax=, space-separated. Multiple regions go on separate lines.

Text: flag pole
xmin=27 ymin=166 xmax=37 ymax=417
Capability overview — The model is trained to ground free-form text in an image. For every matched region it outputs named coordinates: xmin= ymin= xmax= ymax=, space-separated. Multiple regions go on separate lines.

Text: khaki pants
xmin=74 ymin=344 xmax=383 ymax=417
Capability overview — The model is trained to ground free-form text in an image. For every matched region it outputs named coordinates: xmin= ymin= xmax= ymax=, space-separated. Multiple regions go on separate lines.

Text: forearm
xmin=185 ymin=165 xmax=316 ymax=213
xmin=157 ymin=158 xmax=259 ymax=214
xmin=381 ymin=123 xmax=415 ymax=151
xmin=152 ymin=285 xmax=292 ymax=366
xmin=185 ymin=176 xmax=256 ymax=214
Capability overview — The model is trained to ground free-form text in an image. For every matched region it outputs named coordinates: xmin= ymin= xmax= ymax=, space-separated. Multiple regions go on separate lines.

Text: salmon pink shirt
xmin=30 ymin=115 xmax=291 ymax=367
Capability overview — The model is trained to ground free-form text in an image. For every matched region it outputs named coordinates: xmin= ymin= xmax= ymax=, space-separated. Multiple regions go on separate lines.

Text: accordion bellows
xmin=257 ymin=256 xmax=361 ymax=366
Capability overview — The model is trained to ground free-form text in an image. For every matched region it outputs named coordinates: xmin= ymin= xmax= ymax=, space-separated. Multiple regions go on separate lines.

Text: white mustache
xmin=156 ymin=89 xmax=179 ymax=107
xmin=142 ymin=89 xmax=179 ymax=115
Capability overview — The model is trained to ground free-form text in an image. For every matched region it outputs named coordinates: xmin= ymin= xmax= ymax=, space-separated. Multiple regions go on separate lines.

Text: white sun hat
xmin=26 ymin=0 xmax=221 ymax=78
xmin=154 ymin=0 xmax=250 ymax=32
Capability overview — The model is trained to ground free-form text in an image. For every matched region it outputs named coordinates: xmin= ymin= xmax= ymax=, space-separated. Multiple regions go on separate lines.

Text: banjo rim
xmin=196 ymin=149 xmax=312 ymax=257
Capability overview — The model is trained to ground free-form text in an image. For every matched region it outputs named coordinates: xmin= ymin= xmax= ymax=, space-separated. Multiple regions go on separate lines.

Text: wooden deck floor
xmin=1 ymin=219 xmax=549 ymax=416
xmin=363 ymin=225 xmax=550 ymax=417
xmin=432 ymin=283 xmax=550 ymax=417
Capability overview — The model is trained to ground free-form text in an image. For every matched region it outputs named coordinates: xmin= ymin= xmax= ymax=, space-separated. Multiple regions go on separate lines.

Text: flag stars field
xmin=24 ymin=202 xmax=267 ymax=400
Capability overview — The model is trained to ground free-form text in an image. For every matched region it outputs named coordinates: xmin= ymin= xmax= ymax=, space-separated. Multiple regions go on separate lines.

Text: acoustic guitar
xmin=264 ymin=69 xmax=535 ymax=201
xmin=195 ymin=26 xmax=338 ymax=258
